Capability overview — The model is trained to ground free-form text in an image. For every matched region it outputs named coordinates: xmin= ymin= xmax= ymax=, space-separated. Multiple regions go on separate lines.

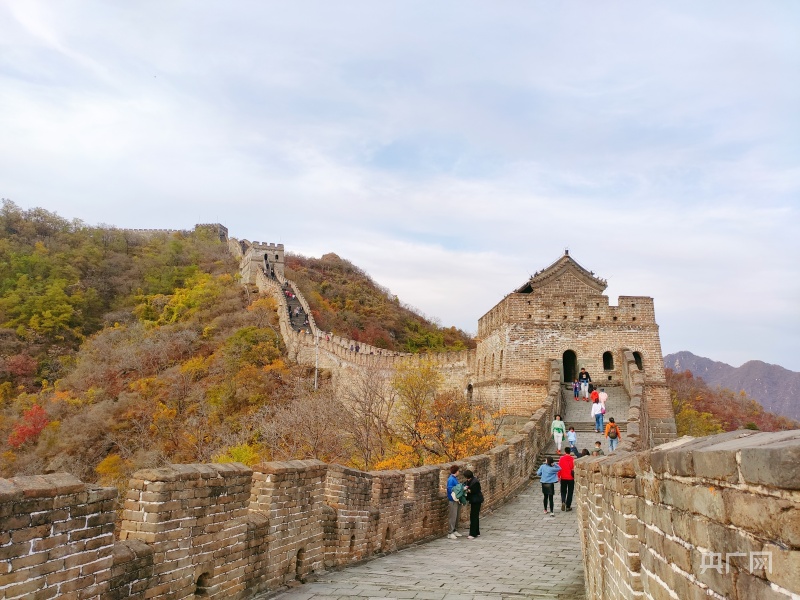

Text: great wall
xmin=1 ymin=228 xmax=797 ymax=600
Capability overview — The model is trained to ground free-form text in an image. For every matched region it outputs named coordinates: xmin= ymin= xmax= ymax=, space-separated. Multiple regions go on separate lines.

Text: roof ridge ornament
xmin=514 ymin=253 xmax=607 ymax=294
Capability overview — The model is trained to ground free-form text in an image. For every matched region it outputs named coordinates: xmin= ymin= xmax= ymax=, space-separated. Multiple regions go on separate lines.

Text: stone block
xmin=740 ymin=434 xmax=800 ymax=490
xmin=736 ymin=572 xmax=790 ymax=600
xmin=765 ymin=543 xmax=800 ymax=593
xmin=649 ymin=436 xmax=695 ymax=474
xmin=660 ymin=479 xmax=726 ymax=523
xmin=724 ymin=489 xmax=797 ymax=548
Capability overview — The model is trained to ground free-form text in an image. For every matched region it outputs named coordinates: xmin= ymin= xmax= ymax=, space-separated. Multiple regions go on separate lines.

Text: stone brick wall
xmin=0 ymin=473 xmax=116 ymax=599
xmin=0 ymin=363 xmax=563 ymax=600
xmin=575 ymin=430 xmax=800 ymax=599
xmin=619 ymin=349 xmax=676 ymax=450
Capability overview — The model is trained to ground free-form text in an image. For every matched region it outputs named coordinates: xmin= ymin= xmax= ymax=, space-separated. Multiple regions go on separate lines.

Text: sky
xmin=1 ymin=1 xmax=799 ymax=370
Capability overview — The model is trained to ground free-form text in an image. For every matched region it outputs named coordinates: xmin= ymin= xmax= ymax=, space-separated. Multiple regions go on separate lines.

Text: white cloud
xmin=1 ymin=1 xmax=798 ymax=369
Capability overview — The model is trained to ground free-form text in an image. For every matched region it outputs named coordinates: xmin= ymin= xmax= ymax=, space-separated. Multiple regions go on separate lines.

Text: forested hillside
xmin=665 ymin=351 xmax=800 ymax=420
xmin=0 ymin=202 xmax=496 ymax=491
xmin=0 ymin=201 xmax=292 ymax=486
xmin=285 ymin=253 xmax=475 ymax=353
xmin=667 ymin=368 xmax=798 ymax=436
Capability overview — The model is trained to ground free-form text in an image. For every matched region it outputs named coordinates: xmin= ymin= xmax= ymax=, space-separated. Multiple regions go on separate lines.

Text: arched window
xmin=603 ymin=351 xmax=614 ymax=370
xmin=632 ymin=352 xmax=643 ymax=371
xmin=562 ymin=350 xmax=577 ymax=383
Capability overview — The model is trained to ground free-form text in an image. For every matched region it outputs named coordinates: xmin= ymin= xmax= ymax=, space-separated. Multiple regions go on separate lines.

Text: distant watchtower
xmin=240 ymin=241 xmax=285 ymax=283
xmin=473 ymin=251 xmax=667 ymax=419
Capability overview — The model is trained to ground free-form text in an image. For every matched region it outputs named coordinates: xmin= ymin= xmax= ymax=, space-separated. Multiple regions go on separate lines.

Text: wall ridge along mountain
xmin=232 ymin=237 xmax=676 ymax=446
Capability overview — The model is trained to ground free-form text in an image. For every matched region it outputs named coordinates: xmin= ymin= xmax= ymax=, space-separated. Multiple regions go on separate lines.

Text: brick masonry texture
xmin=0 ymin=362 xmax=565 ymax=599
xmin=575 ymin=431 xmax=800 ymax=599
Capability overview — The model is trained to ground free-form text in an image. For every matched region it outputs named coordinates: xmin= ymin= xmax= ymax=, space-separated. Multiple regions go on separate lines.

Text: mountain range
xmin=663 ymin=351 xmax=800 ymax=421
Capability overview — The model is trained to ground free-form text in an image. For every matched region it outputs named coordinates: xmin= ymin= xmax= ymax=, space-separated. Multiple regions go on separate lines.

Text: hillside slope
xmin=0 ymin=203 xmax=487 ymax=486
xmin=664 ymin=351 xmax=800 ymax=420
xmin=285 ymin=253 xmax=475 ymax=353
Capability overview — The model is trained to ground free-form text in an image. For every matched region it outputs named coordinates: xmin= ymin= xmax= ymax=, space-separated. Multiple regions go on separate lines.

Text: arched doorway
xmin=632 ymin=352 xmax=643 ymax=371
xmin=603 ymin=351 xmax=614 ymax=370
xmin=562 ymin=350 xmax=577 ymax=383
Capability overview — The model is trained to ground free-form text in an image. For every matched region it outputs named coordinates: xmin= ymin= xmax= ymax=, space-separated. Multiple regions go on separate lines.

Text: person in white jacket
xmin=590 ymin=398 xmax=604 ymax=433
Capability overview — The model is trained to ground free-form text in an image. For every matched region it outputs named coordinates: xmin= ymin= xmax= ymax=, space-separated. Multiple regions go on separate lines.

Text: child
xmin=572 ymin=379 xmax=580 ymax=401
xmin=567 ymin=427 xmax=577 ymax=451
xmin=591 ymin=441 xmax=605 ymax=456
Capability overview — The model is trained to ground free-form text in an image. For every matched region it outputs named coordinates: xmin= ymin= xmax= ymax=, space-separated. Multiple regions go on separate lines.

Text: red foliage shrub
xmin=7 ymin=404 xmax=49 ymax=448
xmin=5 ymin=354 xmax=37 ymax=378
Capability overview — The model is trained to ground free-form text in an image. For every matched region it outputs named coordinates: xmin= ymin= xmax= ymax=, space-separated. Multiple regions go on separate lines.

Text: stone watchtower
xmin=240 ymin=241 xmax=285 ymax=284
xmin=473 ymin=252 xmax=671 ymax=435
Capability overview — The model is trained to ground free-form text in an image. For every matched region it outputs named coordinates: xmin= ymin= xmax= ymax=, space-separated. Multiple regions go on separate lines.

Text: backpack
xmin=608 ymin=426 xmax=618 ymax=439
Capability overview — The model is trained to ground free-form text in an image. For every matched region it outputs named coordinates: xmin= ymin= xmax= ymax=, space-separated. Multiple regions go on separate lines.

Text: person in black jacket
xmin=462 ymin=469 xmax=484 ymax=539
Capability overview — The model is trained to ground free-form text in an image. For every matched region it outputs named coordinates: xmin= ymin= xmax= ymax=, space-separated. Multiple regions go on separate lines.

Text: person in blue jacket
xmin=537 ymin=457 xmax=561 ymax=516
xmin=446 ymin=465 xmax=463 ymax=539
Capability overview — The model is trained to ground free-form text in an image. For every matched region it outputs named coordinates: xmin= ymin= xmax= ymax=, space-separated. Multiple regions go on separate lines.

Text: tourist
xmin=551 ymin=414 xmax=566 ymax=454
xmin=605 ymin=418 xmax=622 ymax=452
xmin=590 ymin=398 xmax=603 ymax=433
xmin=590 ymin=387 xmax=599 ymax=403
xmin=578 ymin=368 xmax=592 ymax=400
xmin=558 ymin=450 xmax=575 ymax=512
xmin=462 ymin=470 xmax=484 ymax=539
xmin=591 ymin=441 xmax=605 ymax=456
xmin=580 ymin=448 xmax=591 ymax=458
xmin=572 ymin=379 xmax=580 ymax=401
xmin=536 ymin=457 xmax=561 ymax=516
xmin=598 ymin=388 xmax=608 ymax=410
xmin=567 ymin=427 xmax=577 ymax=452
xmin=446 ymin=465 xmax=463 ymax=539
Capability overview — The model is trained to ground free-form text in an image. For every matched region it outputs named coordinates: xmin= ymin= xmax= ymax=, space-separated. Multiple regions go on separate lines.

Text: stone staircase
xmin=281 ymin=281 xmax=311 ymax=333
xmin=538 ymin=384 xmax=630 ymax=463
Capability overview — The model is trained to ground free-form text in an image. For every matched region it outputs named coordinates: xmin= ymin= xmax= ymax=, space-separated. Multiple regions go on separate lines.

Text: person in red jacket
xmin=557 ymin=450 xmax=575 ymax=511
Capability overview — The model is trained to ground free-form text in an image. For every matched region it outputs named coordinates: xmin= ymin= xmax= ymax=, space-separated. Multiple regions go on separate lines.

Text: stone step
xmin=566 ymin=422 xmax=627 ymax=431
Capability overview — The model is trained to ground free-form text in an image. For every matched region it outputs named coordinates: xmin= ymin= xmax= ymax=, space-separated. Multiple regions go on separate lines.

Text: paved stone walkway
xmin=269 ymin=484 xmax=586 ymax=600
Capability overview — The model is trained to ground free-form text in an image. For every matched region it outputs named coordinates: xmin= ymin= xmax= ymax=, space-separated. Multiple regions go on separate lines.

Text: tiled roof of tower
xmin=515 ymin=250 xmax=607 ymax=293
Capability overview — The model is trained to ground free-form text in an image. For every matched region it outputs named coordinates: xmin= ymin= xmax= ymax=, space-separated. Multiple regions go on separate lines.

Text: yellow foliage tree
xmin=385 ymin=359 xmax=502 ymax=468
xmin=213 ymin=443 xmax=262 ymax=466
xmin=391 ymin=359 xmax=442 ymax=467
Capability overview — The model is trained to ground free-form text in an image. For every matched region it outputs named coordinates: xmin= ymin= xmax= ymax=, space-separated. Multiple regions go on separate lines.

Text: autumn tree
xmin=424 ymin=389 xmax=500 ymax=461
xmin=389 ymin=358 xmax=443 ymax=467
xmin=337 ymin=364 xmax=395 ymax=470
xmin=260 ymin=378 xmax=349 ymax=463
